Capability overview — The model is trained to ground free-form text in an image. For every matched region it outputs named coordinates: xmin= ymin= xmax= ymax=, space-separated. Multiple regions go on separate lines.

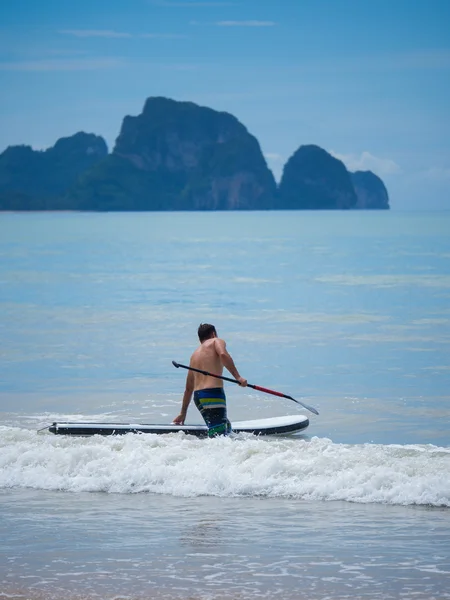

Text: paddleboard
xmin=47 ymin=415 xmax=309 ymax=437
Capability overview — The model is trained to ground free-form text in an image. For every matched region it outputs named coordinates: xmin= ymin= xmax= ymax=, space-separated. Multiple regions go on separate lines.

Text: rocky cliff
xmin=351 ymin=170 xmax=390 ymax=209
xmin=67 ymin=97 xmax=277 ymax=211
xmin=277 ymin=145 xmax=357 ymax=210
xmin=0 ymin=133 xmax=108 ymax=210
xmin=0 ymin=97 xmax=391 ymax=211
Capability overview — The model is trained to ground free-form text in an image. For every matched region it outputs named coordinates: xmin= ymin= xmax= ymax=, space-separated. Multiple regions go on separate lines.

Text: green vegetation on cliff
xmin=0 ymin=133 xmax=108 ymax=210
xmin=351 ymin=170 xmax=390 ymax=209
xmin=67 ymin=97 xmax=276 ymax=211
xmin=278 ymin=145 xmax=357 ymax=210
xmin=0 ymin=97 xmax=389 ymax=211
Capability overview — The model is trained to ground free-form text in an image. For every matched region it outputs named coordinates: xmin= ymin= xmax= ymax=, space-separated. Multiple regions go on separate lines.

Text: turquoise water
xmin=0 ymin=211 xmax=449 ymax=600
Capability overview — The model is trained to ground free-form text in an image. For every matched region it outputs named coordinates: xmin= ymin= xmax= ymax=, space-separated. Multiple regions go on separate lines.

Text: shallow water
xmin=0 ymin=211 xmax=449 ymax=599
xmin=1 ymin=489 xmax=450 ymax=600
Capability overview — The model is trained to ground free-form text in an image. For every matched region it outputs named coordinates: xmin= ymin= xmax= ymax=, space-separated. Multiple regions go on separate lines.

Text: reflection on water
xmin=1 ymin=491 xmax=450 ymax=600
xmin=180 ymin=519 xmax=225 ymax=549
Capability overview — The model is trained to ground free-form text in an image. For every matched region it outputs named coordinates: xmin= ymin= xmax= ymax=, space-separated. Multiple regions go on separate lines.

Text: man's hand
xmin=173 ymin=413 xmax=185 ymax=425
xmin=237 ymin=377 xmax=247 ymax=387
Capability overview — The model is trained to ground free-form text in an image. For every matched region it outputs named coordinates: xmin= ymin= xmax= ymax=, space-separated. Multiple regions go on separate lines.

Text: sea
xmin=0 ymin=210 xmax=449 ymax=600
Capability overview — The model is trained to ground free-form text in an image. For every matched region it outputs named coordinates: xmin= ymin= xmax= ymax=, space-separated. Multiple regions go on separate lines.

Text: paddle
xmin=172 ymin=360 xmax=319 ymax=415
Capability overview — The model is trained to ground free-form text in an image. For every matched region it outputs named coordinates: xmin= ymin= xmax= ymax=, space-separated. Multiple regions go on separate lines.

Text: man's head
xmin=198 ymin=323 xmax=217 ymax=342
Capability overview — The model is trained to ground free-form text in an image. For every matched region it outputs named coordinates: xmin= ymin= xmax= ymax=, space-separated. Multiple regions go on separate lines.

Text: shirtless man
xmin=173 ymin=323 xmax=247 ymax=437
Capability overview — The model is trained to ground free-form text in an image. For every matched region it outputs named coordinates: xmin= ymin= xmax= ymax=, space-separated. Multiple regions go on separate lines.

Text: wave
xmin=0 ymin=426 xmax=449 ymax=507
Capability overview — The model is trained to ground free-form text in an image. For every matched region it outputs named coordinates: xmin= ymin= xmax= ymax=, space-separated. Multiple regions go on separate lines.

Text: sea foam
xmin=0 ymin=426 xmax=449 ymax=506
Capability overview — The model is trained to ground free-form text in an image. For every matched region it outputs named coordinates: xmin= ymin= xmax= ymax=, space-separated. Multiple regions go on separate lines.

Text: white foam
xmin=0 ymin=427 xmax=449 ymax=506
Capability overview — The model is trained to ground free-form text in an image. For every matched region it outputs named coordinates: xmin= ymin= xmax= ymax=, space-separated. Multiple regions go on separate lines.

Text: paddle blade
xmin=293 ymin=399 xmax=319 ymax=416
xmin=172 ymin=360 xmax=180 ymax=368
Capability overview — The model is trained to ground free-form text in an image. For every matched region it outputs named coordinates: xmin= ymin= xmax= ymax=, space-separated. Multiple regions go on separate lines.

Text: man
xmin=173 ymin=323 xmax=247 ymax=437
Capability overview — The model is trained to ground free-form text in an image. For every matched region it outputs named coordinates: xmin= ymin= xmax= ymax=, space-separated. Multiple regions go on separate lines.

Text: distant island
xmin=0 ymin=97 xmax=389 ymax=211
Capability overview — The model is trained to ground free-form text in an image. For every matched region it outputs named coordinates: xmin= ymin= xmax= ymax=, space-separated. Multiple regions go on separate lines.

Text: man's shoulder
xmin=207 ymin=337 xmax=224 ymax=347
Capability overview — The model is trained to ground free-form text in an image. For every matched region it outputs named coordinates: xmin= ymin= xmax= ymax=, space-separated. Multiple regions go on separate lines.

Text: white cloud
xmin=387 ymin=49 xmax=450 ymax=70
xmin=217 ymin=20 xmax=276 ymax=27
xmin=330 ymin=150 xmax=402 ymax=176
xmin=60 ymin=30 xmax=185 ymax=39
xmin=264 ymin=152 xmax=284 ymax=162
xmin=60 ymin=30 xmax=132 ymax=38
xmin=0 ymin=58 xmax=126 ymax=71
xmin=139 ymin=33 xmax=187 ymax=38
xmin=151 ymin=1 xmax=234 ymax=5
xmin=422 ymin=166 xmax=450 ymax=181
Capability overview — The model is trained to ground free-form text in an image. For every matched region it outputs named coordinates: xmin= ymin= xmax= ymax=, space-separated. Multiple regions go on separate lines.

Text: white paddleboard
xmin=47 ymin=415 xmax=309 ymax=437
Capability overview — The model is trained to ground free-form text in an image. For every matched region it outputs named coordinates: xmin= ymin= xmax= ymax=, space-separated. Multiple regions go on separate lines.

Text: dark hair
xmin=198 ymin=323 xmax=217 ymax=342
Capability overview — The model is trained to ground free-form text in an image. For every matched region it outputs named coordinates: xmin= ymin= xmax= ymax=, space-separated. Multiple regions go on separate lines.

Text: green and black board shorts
xmin=193 ymin=387 xmax=232 ymax=438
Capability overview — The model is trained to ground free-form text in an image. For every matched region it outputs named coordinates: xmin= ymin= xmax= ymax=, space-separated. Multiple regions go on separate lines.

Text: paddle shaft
xmin=172 ymin=361 xmax=319 ymax=415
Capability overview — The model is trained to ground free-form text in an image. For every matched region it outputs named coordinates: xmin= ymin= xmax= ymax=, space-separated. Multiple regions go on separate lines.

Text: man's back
xmin=173 ymin=323 xmax=246 ymax=427
xmin=190 ymin=338 xmax=223 ymax=390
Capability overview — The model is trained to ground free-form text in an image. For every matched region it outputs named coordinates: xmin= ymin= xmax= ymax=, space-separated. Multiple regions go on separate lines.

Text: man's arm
xmin=173 ymin=369 xmax=195 ymax=424
xmin=214 ymin=338 xmax=247 ymax=386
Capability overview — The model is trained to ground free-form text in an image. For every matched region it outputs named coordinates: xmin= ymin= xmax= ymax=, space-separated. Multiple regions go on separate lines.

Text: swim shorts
xmin=193 ymin=387 xmax=232 ymax=438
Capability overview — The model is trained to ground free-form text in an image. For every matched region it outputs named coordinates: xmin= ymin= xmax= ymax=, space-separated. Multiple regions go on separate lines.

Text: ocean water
xmin=0 ymin=211 xmax=449 ymax=600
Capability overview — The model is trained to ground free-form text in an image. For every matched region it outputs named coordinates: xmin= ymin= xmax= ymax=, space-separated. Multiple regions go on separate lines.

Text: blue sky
xmin=1 ymin=0 xmax=449 ymax=209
